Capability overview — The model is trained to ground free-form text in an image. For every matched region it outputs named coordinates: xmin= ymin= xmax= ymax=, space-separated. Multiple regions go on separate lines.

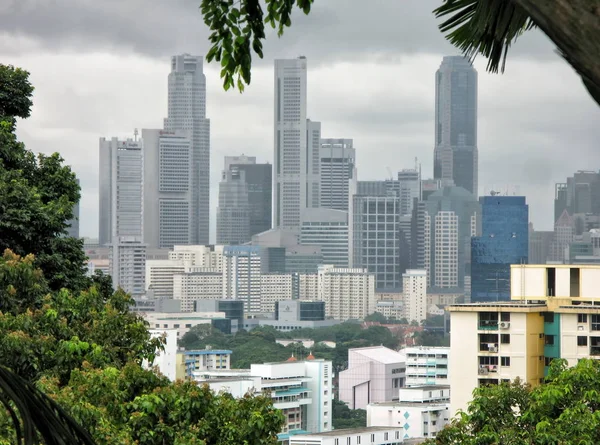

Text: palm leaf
xmin=0 ymin=367 xmax=96 ymax=445
xmin=434 ymin=0 xmax=536 ymax=73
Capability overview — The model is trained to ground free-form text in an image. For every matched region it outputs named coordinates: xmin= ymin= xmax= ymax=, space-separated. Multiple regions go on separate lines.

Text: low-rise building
xmin=402 ymin=347 xmax=450 ymax=387
xmin=243 ymin=300 xmax=341 ymax=332
xmin=367 ymin=386 xmax=450 ymax=441
xmin=289 ymin=427 xmax=404 ymax=445
xmin=143 ymin=311 xmax=225 ymax=338
xmin=339 ymin=346 xmax=406 ymax=409
xmin=145 ymin=328 xmax=178 ymax=381
xmin=183 ymin=348 xmax=232 ymax=377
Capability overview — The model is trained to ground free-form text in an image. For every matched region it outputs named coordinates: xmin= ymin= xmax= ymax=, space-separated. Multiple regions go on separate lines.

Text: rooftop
xmin=400 ymin=385 xmax=450 ymax=391
xmin=369 ymin=401 xmax=449 ymax=408
xmin=351 ymin=346 xmax=405 ymax=364
xmin=298 ymin=427 xmax=401 ymax=437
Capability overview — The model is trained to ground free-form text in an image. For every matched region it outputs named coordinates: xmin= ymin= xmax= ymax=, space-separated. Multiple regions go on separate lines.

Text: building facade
xmin=289 ymin=427 xmax=404 ymax=445
xmin=173 ymin=267 xmax=223 ymax=312
xmin=216 ymin=168 xmax=251 ymax=245
xmin=402 ymin=347 xmax=450 ymax=387
xmin=403 ymin=270 xmax=427 ymax=324
xmin=300 ymin=208 xmax=349 ymax=268
xmin=274 ymin=57 xmax=321 ymax=230
xmin=222 ymin=246 xmax=262 ymax=313
xmin=317 ymin=265 xmax=376 ymax=320
xmin=109 ymin=237 xmax=146 ymax=296
xmin=433 ymin=56 xmax=478 ymax=196
xmin=163 ymin=54 xmax=211 ymax=245
xmin=66 ymin=178 xmax=80 ymax=238
xmin=261 ymin=274 xmax=294 ymax=312
xmin=449 ymin=264 xmax=600 ymax=415
xmin=339 ymin=346 xmax=406 ymax=409
xmin=319 ymin=138 xmax=356 ymax=212
xmin=471 ymin=196 xmax=529 ymax=302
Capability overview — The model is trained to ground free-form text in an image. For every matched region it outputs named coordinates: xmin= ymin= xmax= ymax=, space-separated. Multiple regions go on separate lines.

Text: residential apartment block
xmin=402 ymin=347 xmax=450 ymax=387
xmin=449 ymin=264 xmax=600 ymax=415
xmin=317 ymin=265 xmax=376 ymax=320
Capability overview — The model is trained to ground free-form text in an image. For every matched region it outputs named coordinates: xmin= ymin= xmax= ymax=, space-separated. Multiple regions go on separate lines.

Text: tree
xmin=364 ymin=312 xmax=388 ymax=324
xmin=332 ymin=399 xmax=366 ymax=430
xmin=424 ymin=359 xmax=600 ymax=444
xmin=199 ymin=0 xmax=600 ymax=106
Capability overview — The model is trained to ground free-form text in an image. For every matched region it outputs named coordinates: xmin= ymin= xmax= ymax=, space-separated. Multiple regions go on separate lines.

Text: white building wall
xmin=173 ymin=269 xmax=223 ymax=312
xmin=318 ymin=265 xmax=375 ymax=320
xmin=146 ymin=328 xmax=178 ymax=381
xmin=260 ymin=274 xmax=294 ymax=312
xmin=402 ymin=347 xmax=450 ymax=387
xmin=403 ymin=270 xmax=427 ymax=323
xmin=434 ymin=211 xmax=458 ymax=288
xmin=290 ymin=428 xmax=403 ymax=445
xmin=367 ymin=402 xmax=450 ymax=441
xmin=143 ymin=311 xmax=224 ymax=338
xmin=146 ymin=259 xmax=186 ymax=298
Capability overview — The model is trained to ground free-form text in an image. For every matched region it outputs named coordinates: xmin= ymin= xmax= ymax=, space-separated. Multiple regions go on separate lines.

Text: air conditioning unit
xmin=499 ymin=322 xmax=510 ymax=329
xmin=478 ymin=366 xmax=489 ymax=375
xmin=488 ymin=345 xmax=498 ymax=353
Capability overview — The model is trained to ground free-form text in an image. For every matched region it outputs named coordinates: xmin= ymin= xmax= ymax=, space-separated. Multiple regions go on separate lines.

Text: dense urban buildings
xmin=471 ymin=196 xmax=529 ymax=302
xmin=274 ymin=57 xmax=321 ymax=230
xmin=402 ymin=269 xmax=428 ymax=323
xmin=433 ymin=56 xmax=478 ymax=196
xmin=164 ymin=54 xmax=211 ymax=245
xmin=403 ymin=346 xmax=450 ymax=386
xmin=300 ymin=208 xmax=349 ymax=268
xmin=217 ymin=168 xmax=251 ymax=245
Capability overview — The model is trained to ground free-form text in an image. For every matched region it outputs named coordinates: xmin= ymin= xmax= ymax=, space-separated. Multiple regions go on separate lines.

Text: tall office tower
xmin=397 ymin=168 xmax=421 ymax=216
xmin=222 ymin=246 xmax=262 ymax=313
xmin=434 ymin=56 xmax=478 ymax=196
xmin=300 ymin=208 xmax=349 ymax=268
xmin=528 ymin=223 xmax=553 ymax=264
xmin=471 ymin=196 xmax=529 ymax=302
xmin=403 ymin=269 xmax=427 ymax=323
xmin=420 ymin=186 xmax=480 ymax=290
xmin=549 ymin=210 xmax=575 ymax=262
xmin=98 ymin=137 xmax=144 ymax=245
xmin=142 ymin=129 xmax=193 ymax=249
xmin=217 ymin=169 xmax=251 ymax=245
xmin=163 ymin=54 xmax=211 ymax=245
xmin=274 ymin=57 xmax=320 ymax=230
xmin=352 ymin=195 xmax=403 ymax=290
xmin=226 ymin=156 xmax=272 ymax=237
xmin=320 ymin=138 xmax=356 ymax=211
xmin=66 ymin=179 xmax=80 ymax=238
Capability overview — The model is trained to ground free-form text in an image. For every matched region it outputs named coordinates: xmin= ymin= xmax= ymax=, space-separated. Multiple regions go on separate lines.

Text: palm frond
xmin=434 ymin=0 xmax=536 ymax=73
xmin=0 ymin=367 xmax=96 ymax=445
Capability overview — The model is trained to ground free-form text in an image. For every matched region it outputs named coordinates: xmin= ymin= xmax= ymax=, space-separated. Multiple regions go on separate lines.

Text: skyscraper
xmin=397 ymin=168 xmax=421 ymax=216
xmin=471 ymin=196 xmax=529 ymax=302
xmin=142 ymin=129 xmax=193 ymax=249
xmin=98 ymin=137 xmax=144 ymax=245
xmin=222 ymin=246 xmax=262 ymax=313
xmin=273 ymin=57 xmax=320 ymax=230
xmin=227 ymin=156 xmax=272 ymax=237
xmin=66 ymin=178 xmax=80 ymax=238
xmin=300 ymin=208 xmax=349 ymax=268
xmin=164 ymin=54 xmax=211 ymax=245
xmin=320 ymin=138 xmax=356 ymax=212
xmin=434 ymin=56 xmax=478 ymax=196
xmin=217 ymin=168 xmax=251 ymax=245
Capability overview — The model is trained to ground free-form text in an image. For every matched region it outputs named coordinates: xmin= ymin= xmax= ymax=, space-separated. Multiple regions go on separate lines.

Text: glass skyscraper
xmin=434 ymin=56 xmax=478 ymax=196
xmin=471 ymin=196 xmax=529 ymax=302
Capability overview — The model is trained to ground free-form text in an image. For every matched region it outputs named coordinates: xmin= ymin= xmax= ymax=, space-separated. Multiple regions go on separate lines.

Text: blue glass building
xmin=471 ymin=196 xmax=528 ymax=302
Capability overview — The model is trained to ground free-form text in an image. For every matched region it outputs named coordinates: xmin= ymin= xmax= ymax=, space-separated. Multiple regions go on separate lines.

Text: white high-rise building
xmin=403 ymin=269 xmax=427 ymax=323
xmin=260 ymin=274 xmax=294 ymax=313
xmin=164 ymin=54 xmax=211 ymax=245
xmin=317 ymin=265 xmax=375 ymax=320
xmin=273 ymin=57 xmax=320 ymax=230
xmin=109 ymin=236 xmax=147 ymax=296
xmin=98 ymin=137 xmax=144 ymax=245
xmin=222 ymin=246 xmax=262 ymax=313
xmin=434 ymin=211 xmax=459 ymax=288
xmin=319 ymin=139 xmax=356 ymax=212
xmin=173 ymin=267 xmax=223 ymax=312
xmin=142 ymin=129 xmax=193 ymax=249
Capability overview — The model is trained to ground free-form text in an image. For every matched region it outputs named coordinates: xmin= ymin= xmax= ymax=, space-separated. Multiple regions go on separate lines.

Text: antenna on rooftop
xmin=134 ymin=128 xmax=139 ymax=141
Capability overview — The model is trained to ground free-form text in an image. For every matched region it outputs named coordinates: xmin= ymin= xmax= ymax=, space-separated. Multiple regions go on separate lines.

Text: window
xmin=346 ymin=438 xmax=350 ymax=445
xmin=578 ymin=314 xmax=588 ymax=323
xmin=174 ymin=324 xmax=180 ymax=328
xmin=547 ymin=267 xmax=556 ymax=296
xmin=501 ymin=356 xmax=511 ymax=367
xmin=544 ymin=357 xmax=552 ymax=366
xmin=544 ymin=312 xmax=555 ymax=323
xmin=501 ymin=334 xmax=510 ymax=344
xmin=371 ymin=434 xmax=375 ymax=443
xmin=384 ymin=433 xmax=389 ymax=441
xmin=500 ymin=312 xmax=511 ymax=322
xmin=592 ymin=315 xmax=600 ymax=331
xmin=357 ymin=436 xmax=361 ymax=444
xmin=578 ymin=336 xmax=588 ymax=346
xmin=335 ymin=439 xmax=339 ymax=445
xmin=545 ymin=335 xmax=555 ymax=345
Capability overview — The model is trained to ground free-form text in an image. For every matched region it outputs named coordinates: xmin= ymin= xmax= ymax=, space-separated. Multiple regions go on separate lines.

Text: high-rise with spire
xmin=164 ymin=54 xmax=211 ymax=244
xmin=434 ymin=56 xmax=478 ymax=196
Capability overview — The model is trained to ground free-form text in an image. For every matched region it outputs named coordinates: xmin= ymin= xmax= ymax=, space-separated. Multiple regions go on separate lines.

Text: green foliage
xmin=364 ymin=312 xmax=388 ymax=323
xmin=332 ymin=399 xmax=366 ymax=430
xmin=39 ymin=364 xmax=285 ymax=445
xmin=200 ymin=0 xmax=314 ymax=91
xmin=425 ymin=359 xmax=600 ymax=444
xmin=0 ymin=65 xmax=34 ymax=120
xmin=413 ymin=329 xmax=449 ymax=347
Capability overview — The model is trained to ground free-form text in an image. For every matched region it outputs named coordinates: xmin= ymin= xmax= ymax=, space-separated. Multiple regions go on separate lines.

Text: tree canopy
xmin=199 ymin=0 xmax=600 ymax=105
xmin=0 ymin=63 xmax=284 ymax=444
xmin=425 ymin=359 xmax=600 ymax=444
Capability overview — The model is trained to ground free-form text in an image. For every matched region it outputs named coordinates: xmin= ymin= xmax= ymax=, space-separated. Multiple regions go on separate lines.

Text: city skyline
xmin=5 ymin=1 xmax=600 ymax=239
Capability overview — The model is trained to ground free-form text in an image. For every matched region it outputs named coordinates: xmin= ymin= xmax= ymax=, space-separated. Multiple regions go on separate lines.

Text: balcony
xmin=479 ymin=343 xmax=499 ymax=353
xmin=478 ymin=365 xmax=498 ymax=375
xmin=478 ymin=320 xmax=499 ymax=331
xmin=590 ymin=347 xmax=600 ymax=356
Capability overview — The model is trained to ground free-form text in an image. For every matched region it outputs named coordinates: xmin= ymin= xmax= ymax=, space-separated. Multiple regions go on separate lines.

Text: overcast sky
xmin=3 ymin=0 xmax=599 ymax=240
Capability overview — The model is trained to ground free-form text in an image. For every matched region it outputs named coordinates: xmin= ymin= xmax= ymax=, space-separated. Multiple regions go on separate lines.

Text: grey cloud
xmin=2 ymin=0 xmax=561 ymax=68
